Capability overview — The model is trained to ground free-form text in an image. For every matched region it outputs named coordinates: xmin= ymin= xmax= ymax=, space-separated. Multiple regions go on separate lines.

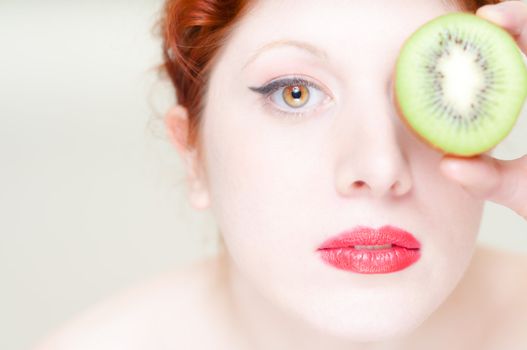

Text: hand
xmin=439 ymin=1 xmax=527 ymax=221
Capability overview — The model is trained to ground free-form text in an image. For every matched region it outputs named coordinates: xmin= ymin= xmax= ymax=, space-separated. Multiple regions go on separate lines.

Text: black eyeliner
xmin=248 ymin=77 xmax=314 ymax=95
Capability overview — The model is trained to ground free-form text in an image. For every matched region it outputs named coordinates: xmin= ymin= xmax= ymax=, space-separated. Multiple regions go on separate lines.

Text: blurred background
xmin=1 ymin=1 xmax=526 ymax=349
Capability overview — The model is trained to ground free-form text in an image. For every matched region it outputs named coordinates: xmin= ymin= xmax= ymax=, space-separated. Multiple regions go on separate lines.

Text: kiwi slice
xmin=394 ymin=12 xmax=527 ymax=157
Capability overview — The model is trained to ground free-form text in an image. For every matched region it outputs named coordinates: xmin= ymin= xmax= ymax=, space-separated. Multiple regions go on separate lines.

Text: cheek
xmin=409 ymin=155 xmax=484 ymax=303
xmin=414 ymin=158 xmax=485 ymax=249
xmin=201 ymin=109 xmax=332 ymax=276
xmin=203 ymin=119 xmax=319 ymax=232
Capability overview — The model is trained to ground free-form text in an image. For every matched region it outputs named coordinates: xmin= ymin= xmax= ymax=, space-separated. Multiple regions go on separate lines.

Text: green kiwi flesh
xmin=395 ymin=12 xmax=527 ymax=157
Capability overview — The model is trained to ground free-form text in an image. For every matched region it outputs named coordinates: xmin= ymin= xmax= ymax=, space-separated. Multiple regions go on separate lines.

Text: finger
xmin=476 ymin=1 xmax=527 ymax=52
xmin=440 ymin=154 xmax=527 ymax=220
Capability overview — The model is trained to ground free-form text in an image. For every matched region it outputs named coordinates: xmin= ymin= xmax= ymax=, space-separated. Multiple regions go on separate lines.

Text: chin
xmin=303 ymin=306 xmax=431 ymax=343
xmin=282 ymin=288 xmax=441 ymax=343
xmin=317 ymin=314 xmax=427 ymax=343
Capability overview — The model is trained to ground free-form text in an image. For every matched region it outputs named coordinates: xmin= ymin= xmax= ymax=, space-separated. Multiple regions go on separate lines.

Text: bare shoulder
xmin=32 ymin=253 xmax=235 ymax=350
xmin=473 ymin=244 xmax=527 ymax=348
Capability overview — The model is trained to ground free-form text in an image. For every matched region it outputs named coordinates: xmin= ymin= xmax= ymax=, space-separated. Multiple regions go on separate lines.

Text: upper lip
xmin=317 ymin=225 xmax=421 ymax=250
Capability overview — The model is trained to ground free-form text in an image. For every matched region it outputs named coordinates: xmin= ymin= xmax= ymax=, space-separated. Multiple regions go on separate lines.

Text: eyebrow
xmin=242 ymin=39 xmax=328 ymax=70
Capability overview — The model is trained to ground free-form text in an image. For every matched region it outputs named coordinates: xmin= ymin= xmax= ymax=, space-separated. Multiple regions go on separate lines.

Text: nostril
xmin=352 ymin=180 xmax=366 ymax=189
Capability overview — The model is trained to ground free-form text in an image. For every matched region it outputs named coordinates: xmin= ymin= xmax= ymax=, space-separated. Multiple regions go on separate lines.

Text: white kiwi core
xmin=436 ymin=45 xmax=486 ymax=117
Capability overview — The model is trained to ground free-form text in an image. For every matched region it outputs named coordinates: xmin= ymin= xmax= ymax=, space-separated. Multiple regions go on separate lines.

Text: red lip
xmin=317 ymin=225 xmax=421 ymax=274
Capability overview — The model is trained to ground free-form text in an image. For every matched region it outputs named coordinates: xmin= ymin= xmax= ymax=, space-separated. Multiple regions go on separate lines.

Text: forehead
xmin=223 ymin=0 xmax=453 ymax=68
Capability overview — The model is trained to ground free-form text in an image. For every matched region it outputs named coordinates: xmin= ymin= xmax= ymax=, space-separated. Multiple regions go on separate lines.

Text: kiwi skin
xmin=393 ymin=12 xmax=527 ymax=158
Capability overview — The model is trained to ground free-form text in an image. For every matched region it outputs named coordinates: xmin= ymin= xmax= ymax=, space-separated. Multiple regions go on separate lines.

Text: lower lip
xmin=318 ymin=246 xmax=421 ymax=274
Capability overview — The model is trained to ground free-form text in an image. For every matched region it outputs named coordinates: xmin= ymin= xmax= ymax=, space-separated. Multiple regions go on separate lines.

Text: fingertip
xmin=439 ymin=155 xmax=488 ymax=180
xmin=439 ymin=157 xmax=465 ymax=176
xmin=476 ymin=5 xmax=507 ymax=26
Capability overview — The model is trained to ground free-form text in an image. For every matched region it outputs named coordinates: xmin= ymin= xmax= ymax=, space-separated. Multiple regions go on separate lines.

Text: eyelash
xmin=249 ymin=75 xmax=330 ymax=121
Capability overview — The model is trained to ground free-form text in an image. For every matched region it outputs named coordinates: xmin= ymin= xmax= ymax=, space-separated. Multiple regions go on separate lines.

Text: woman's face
xmin=195 ymin=0 xmax=485 ymax=341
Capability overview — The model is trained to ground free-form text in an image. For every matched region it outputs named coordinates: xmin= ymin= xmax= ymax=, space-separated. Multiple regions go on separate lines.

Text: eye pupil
xmin=283 ymin=85 xmax=309 ymax=108
xmin=291 ymin=86 xmax=302 ymax=99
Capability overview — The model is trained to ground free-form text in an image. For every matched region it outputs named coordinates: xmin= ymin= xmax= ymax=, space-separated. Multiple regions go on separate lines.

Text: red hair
xmin=159 ymin=0 xmax=502 ymax=155
xmin=159 ymin=0 xmax=256 ymax=158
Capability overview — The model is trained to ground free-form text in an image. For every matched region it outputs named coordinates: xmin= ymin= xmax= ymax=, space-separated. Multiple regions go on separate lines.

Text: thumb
xmin=439 ymin=155 xmax=501 ymax=198
xmin=440 ymin=154 xmax=527 ymax=219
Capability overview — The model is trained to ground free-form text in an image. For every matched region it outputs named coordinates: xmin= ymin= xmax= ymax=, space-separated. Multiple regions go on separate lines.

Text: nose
xmin=334 ymin=86 xmax=413 ymax=199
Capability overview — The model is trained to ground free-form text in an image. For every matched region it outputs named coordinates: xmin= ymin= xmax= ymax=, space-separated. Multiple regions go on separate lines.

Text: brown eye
xmin=249 ymin=76 xmax=331 ymax=119
xmin=282 ymin=85 xmax=310 ymax=108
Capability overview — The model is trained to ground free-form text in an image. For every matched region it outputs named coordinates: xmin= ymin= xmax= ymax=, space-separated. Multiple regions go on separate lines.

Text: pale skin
xmin=34 ymin=1 xmax=527 ymax=349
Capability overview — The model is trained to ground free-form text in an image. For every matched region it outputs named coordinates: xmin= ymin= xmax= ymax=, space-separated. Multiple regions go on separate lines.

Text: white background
xmin=1 ymin=1 xmax=526 ymax=349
